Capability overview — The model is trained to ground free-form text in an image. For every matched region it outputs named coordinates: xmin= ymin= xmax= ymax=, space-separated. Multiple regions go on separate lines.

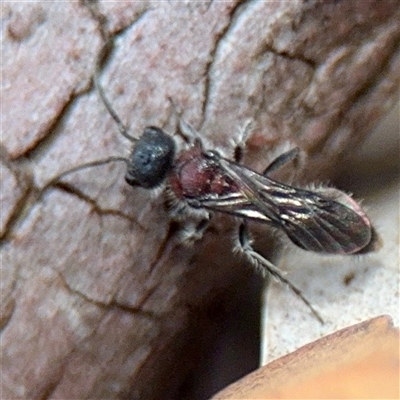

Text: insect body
xmin=124 ymin=119 xmax=372 ymax=256
xmin=168 ymin=142 xmax=372 ymax=255
xmin=49 ymin=72 xmax=375 ymax=323
xmin=114 ymin=116 xmax=374 ymax=323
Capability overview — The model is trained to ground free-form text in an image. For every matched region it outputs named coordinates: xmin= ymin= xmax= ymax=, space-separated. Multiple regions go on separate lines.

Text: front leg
xmin=165 ymin=189 xmax=212 ymax=245
xmin=235 ymin=221 xmax=324 ymax=324
xmin=178 ymin=214 xmax=212 ymax=246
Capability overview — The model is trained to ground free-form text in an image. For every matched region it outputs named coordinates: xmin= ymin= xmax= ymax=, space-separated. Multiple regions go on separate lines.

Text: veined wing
xmin=190 ymin=156 xmax=372 ymax=255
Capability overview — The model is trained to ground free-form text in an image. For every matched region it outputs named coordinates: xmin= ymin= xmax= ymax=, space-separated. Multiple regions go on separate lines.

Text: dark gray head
xmin=125 ymin=126 xmax=176 ymax=188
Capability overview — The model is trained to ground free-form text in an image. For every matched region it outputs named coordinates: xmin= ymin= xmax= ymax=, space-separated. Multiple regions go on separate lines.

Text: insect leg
xmin=165 ymin=97 xmax=202 ymax=145
xmin=233 ymin=119 xmax=254 ymax=163
xmin=262 ymin=147 xmax=299 ymax=176
xmin=178 ymin=119 xmax=203 ymax=146
xmin=236 ymin=222 xmax=324 ymax=324
xmin=179 ymin=215 xmax=212 ymax=246
xmin=164 ymin=188 xmax=212 ymax=245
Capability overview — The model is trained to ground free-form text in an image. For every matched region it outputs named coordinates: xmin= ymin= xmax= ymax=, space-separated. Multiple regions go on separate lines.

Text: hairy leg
xmin=235 ymin=222 xmax=324 ymax=324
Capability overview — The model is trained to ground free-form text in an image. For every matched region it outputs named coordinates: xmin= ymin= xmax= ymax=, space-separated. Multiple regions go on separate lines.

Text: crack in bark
xmin=19 ymin=266 xmax=158 ymax=399
xmin=0 ymin=297 xmax=16 ymax=333
xmin=200 ymin=0 xmax=255 ymax=129
xmin=148 ymin=221 xmax=178 ymax=274
xmin=57 ymin=271 xmax=158 ymax=320
xmin=0 ymin=192 xmax=36 ymax=247
xmin=11 ymin=5 xmax=153 ymax=243
xmin=41 ymin=211 xmax=179 ymax=318
xmin=81 ymin=0 xmax=152 ymax=39
xmin=256 ymin=42 xmax=317 ymax=70
xmin=79 ymin=0 xmax=107 ymax=39
xmin=23 ymin=93 xmax=83 ymax=163
xmin=0 ymin=159 xmax=32 ymax=241
xmin=200 ymin=0 xmax=318 ymax=131
xmin=49 ymin=182 xmax=140 ymax=225
xmin=309 ymin=32 xmax=400 ymax=155
xmin=113 ymin=8 xmax=152 ymax=37
xmin=344 ymin=36 xmax=400 ymax=114
xmin=38 ymin=373 xmax=64 ymax=400
xmin=251 ymin=46 xmax=315 ymax=125
xmin=24 ymin=5 xmax=151 ymax=164
xmin=129 ymin=222 xmax=180 ymax=312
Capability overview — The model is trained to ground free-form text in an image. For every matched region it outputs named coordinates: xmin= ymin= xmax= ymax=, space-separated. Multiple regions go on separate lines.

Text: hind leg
xmin=235 ymin=221 xmax=324 ymax=323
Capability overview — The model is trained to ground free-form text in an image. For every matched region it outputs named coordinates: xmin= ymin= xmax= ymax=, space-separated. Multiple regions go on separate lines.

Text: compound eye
xmin=125 ymin=126 xmax=176 ymax=189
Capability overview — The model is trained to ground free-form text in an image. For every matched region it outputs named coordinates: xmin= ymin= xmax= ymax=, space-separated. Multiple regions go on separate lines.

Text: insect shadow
xmin=46 ymin=70 xmax=376 ymax=324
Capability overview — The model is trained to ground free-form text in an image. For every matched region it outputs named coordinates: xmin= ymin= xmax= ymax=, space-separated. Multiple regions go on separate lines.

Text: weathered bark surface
xmin=1 ymin=1 xmax=399 ymax=398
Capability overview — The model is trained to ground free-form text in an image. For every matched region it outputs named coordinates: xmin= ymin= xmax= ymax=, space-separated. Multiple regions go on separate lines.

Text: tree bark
xmin=1 ymin=1 xmax=399 ymax=398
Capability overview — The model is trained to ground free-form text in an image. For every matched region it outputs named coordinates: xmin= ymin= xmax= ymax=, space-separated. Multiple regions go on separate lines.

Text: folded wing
xmin=189 ymin=157 xmax=372 ymax=255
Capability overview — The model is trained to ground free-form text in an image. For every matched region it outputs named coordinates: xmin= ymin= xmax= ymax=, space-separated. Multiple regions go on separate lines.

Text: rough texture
xmin=1 ymin=1 xmax=399 ymax=399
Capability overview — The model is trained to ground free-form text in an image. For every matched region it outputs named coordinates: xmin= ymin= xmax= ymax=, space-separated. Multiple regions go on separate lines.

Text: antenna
xmin=44 ymin=157 xmax=129 ymax=189
xmin=94 ymin=42 xmax=137 ymax=143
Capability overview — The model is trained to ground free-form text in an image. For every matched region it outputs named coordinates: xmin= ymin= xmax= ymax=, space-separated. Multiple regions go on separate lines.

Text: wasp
xmin=48 ymin=60 xmax=375 ymax=324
